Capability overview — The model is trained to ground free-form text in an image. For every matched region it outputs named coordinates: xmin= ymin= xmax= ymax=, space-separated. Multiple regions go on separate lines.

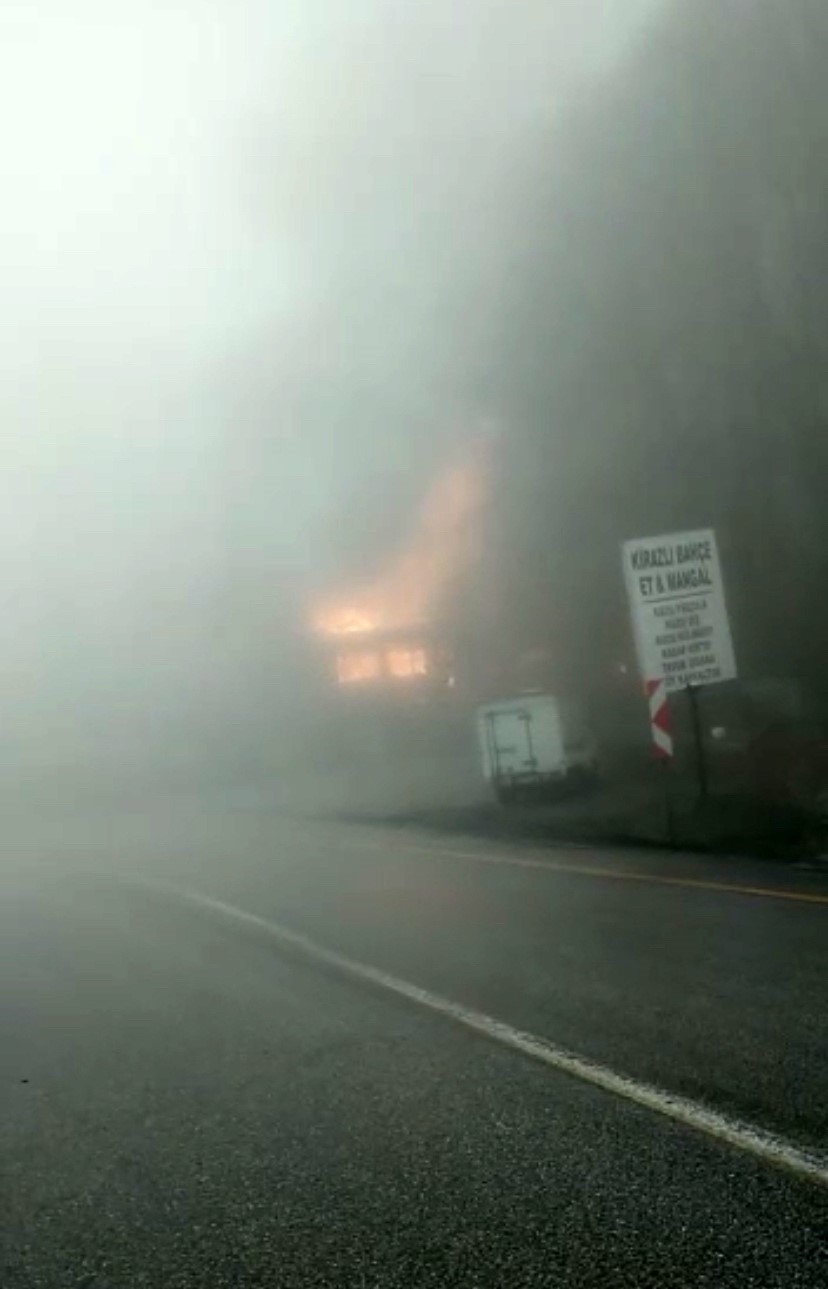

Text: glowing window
xmin=386 ymin=648 xmax=428 ymax=678
xmin=336 ymin=651 xmax=382 ymax=683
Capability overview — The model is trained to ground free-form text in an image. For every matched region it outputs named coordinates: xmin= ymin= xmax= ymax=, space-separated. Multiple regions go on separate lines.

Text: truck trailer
xmin=476 ymin=693 xmax=598 ymax=804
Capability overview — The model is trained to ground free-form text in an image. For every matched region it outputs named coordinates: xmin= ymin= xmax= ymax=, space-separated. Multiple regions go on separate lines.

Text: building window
xmin=386 ymin=647 xmax=428 ymax=678
xmin=336 ymin=651 xmax=382 ymax=684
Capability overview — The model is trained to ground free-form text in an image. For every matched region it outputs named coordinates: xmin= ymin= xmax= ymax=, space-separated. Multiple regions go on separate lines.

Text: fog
xmin=1 ymin=3 xmax=651 ymax=778
xmin=3 ymin=1 xmax=826 ymax=830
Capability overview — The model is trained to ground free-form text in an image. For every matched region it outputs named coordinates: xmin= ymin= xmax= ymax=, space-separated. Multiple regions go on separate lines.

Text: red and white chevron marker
xmin=645 ymin=678 xmax=673 ymax=759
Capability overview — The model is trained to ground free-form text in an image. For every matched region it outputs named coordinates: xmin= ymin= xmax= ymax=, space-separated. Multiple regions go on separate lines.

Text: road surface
xmin=2 ymin=794 xmax=827 ymax=1286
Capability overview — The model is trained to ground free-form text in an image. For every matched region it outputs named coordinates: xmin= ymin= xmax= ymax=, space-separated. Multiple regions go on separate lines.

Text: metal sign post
xmin=686 ymin=683 xmax=708 ymax=802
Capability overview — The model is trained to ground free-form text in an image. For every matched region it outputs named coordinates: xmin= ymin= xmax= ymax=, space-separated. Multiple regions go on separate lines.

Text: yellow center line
xmin=389 ymin=841 xmax=828 ymax=906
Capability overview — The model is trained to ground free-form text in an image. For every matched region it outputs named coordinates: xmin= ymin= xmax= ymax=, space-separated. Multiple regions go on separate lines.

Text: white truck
xmin=476 ymin=693 xmax=598 ymax=804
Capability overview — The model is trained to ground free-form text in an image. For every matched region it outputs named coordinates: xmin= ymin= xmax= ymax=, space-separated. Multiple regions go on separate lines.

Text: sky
xmin=0 ymin=0 xmax=659 ymax=757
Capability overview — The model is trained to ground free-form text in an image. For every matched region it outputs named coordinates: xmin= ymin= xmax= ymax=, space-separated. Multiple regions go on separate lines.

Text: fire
xmin=334 ymin=645 xmax=428 ymax=685
xmin=386 ymin=647 xmax=427 ymax=679
xmin=314 ymin=447 xmax=488 ymax=640
xmin=322 ymin=608 xmax=379 ymax=636
xmin=335 ymin=651 xmax=382 ymax=684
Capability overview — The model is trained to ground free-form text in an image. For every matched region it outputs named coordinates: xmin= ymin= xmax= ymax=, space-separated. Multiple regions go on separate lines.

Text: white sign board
xmin=622 ymin=528 xmax=736 ymax=692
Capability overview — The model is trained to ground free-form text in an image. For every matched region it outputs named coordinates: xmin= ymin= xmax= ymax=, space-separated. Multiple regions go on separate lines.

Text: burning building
xmin=312 ymin=444 xmax=488 ymax=694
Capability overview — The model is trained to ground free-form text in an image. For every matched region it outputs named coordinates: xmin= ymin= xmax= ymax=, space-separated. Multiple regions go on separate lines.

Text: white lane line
xmin=147 ymin=881 xmax=828 ymax=1189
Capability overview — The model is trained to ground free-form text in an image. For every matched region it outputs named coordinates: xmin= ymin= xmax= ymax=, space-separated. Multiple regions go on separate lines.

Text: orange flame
xmin=314 ymin=447 xmax=488 ymax=637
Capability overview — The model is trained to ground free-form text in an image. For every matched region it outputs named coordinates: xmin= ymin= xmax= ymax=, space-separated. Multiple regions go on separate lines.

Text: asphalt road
xmin=2 ymin=794 xmax=827 ymax=1286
